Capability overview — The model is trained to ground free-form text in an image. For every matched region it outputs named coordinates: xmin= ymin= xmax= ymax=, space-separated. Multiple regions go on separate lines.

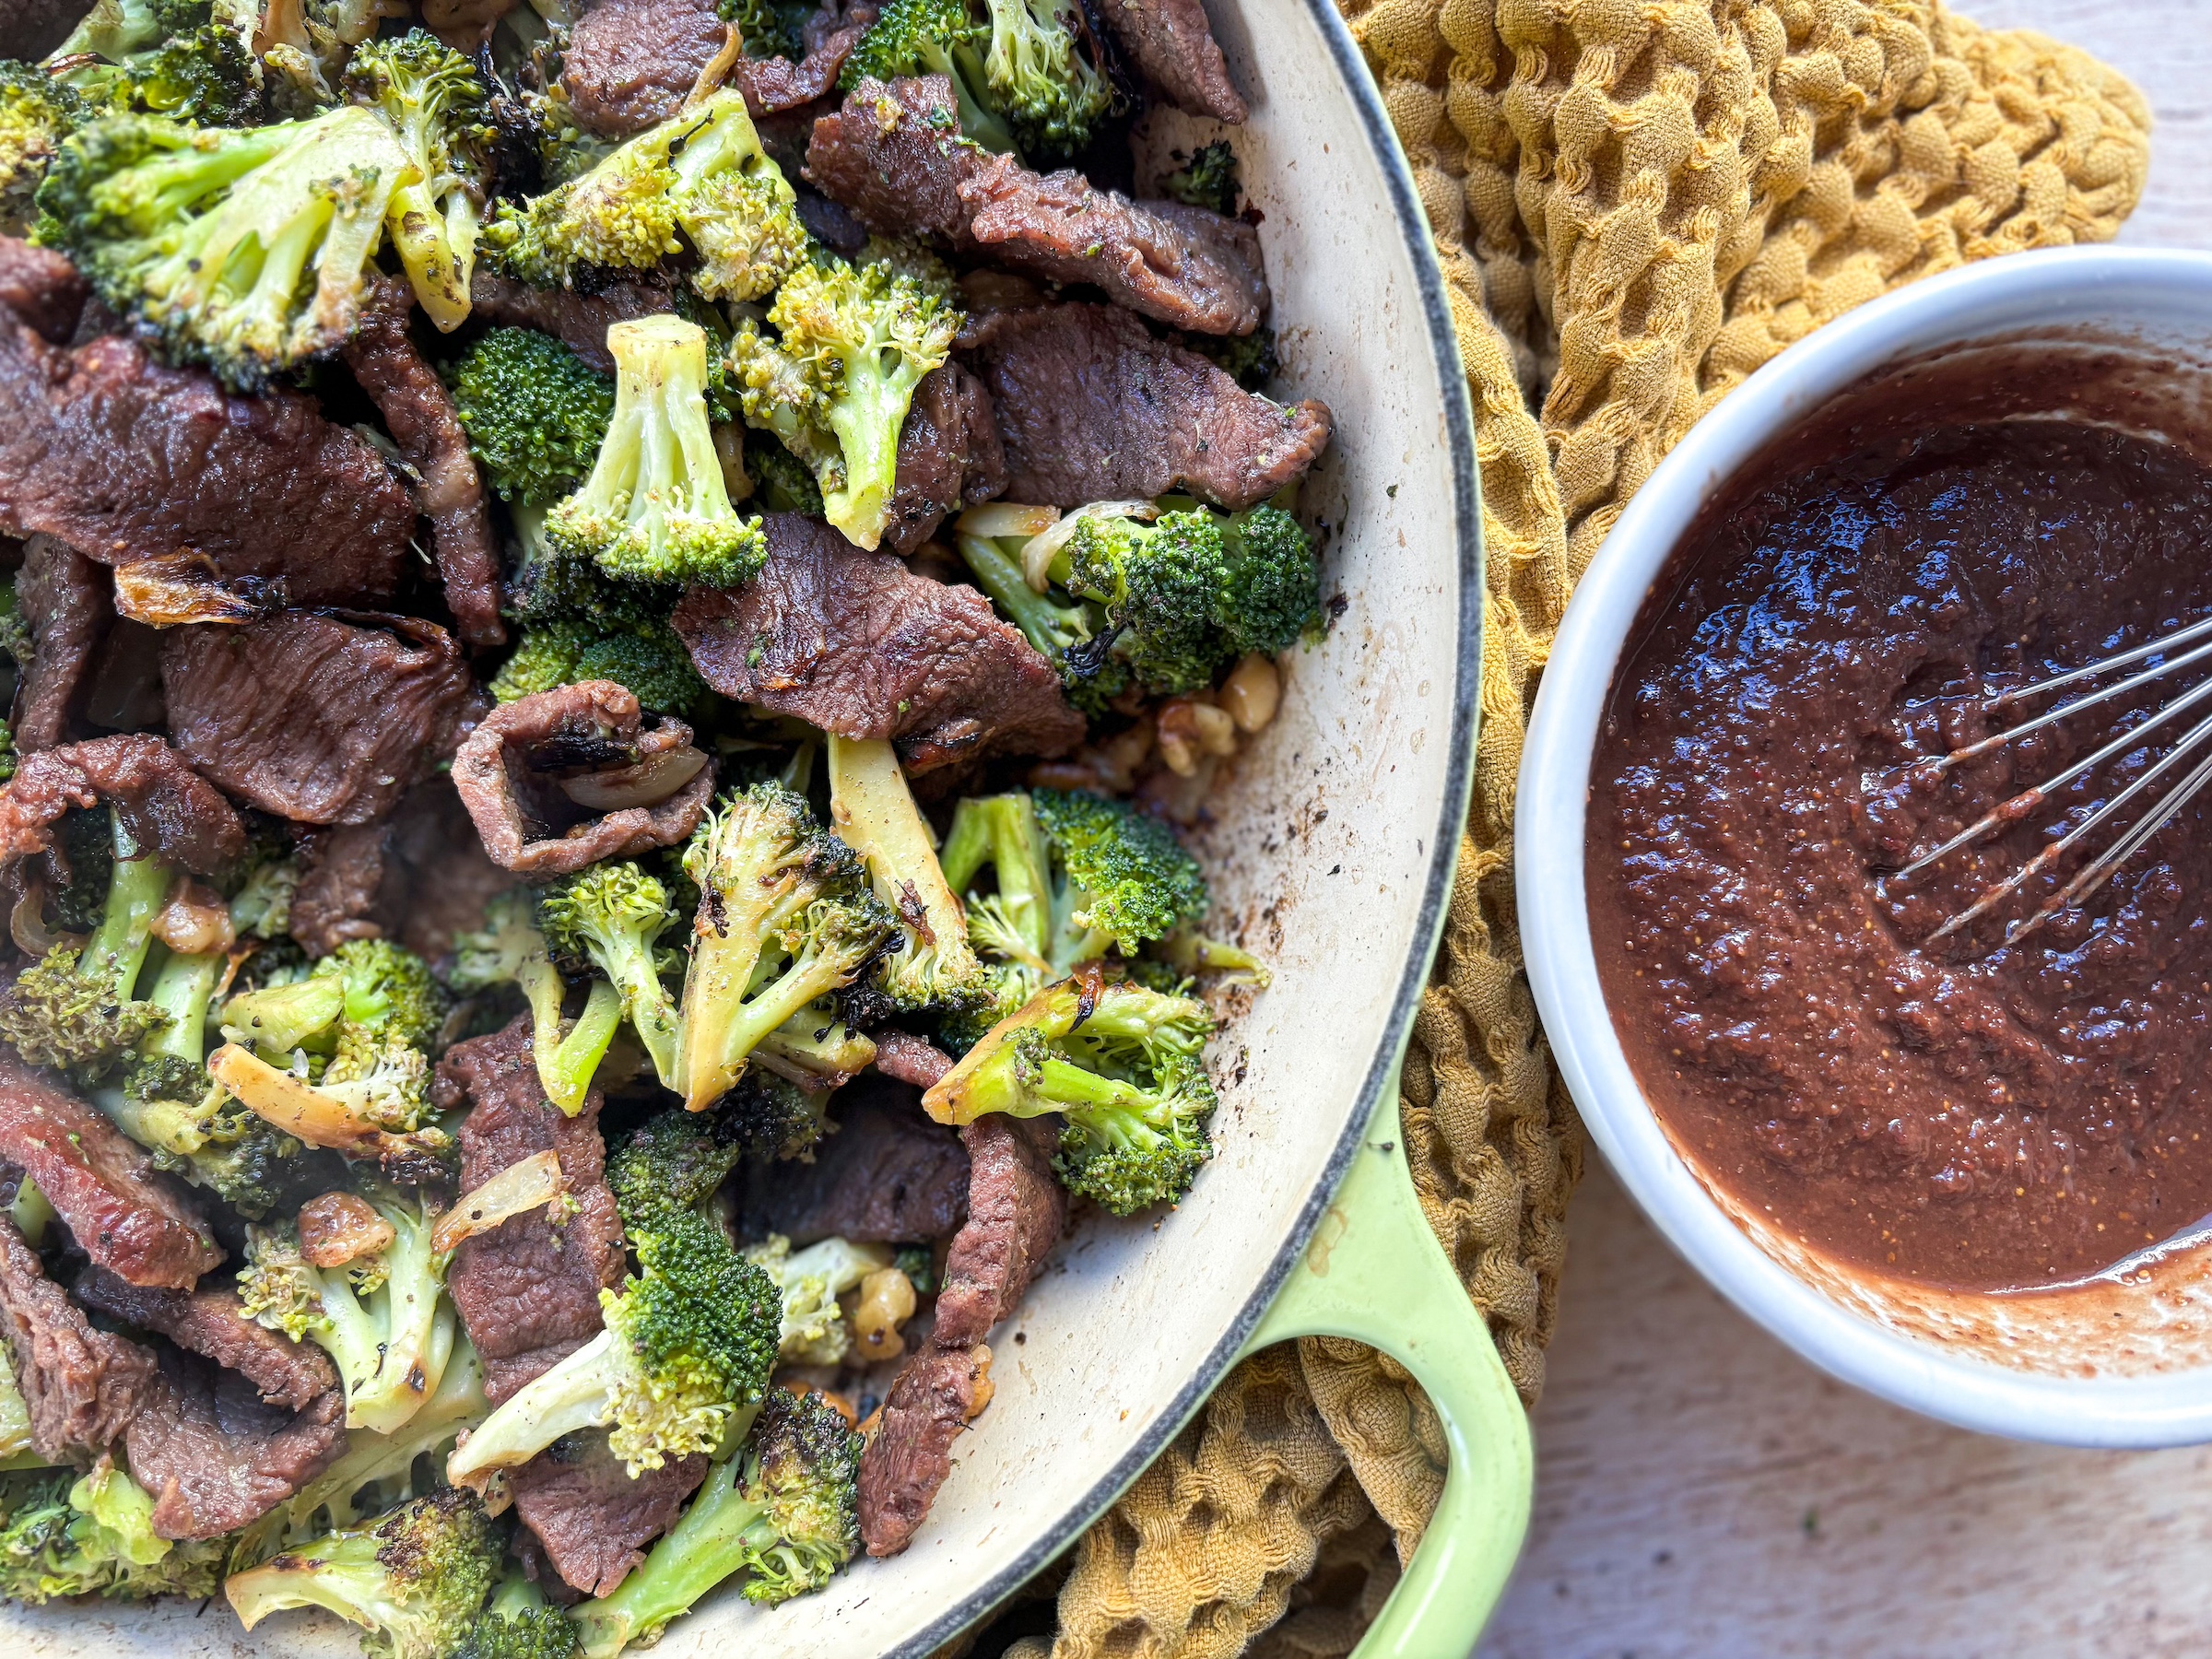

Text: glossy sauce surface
xmin=1592 ymin=415 xmax=2212 ymax=1289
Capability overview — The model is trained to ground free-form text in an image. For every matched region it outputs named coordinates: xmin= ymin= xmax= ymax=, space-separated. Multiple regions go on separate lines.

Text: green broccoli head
xmin=1219 ymin=502 xmax=1323 ymax=656
xmin=745 ymin=430 xmax=825 ymax=516
xmin=503 ymin=504 xmax=673 ymax=630
xmin=981 ymin=0 xmax=1112 ymax=161
xmin=225 ymin=1487 xmax=504 ymax=1659
xmin=0 ymin=833 xmax=175 ymax=1080
xmin=730 ymin=253 xmax=959 ymax=550
xmin=546 ymin=314 xmax=767 ymax=589
xmin=0 ymin=60 xmax=89 ymax=226
xmin=717 ymin=0 xmax=809 ymax=59
xmin=841 ymin=0 xmax=1012 ymax=152
xmin=448 ymin=327 xmax=616 ymax=505
xmin=312 ymin=938 xmax=442 ymax=1050
xmin=926 ymin=976 xmax=1217 ymax=1214
xmin=454 ymin=1604 xmax=582 ymax=1659
xmin=722 ymin=1066 xmax=831 ymax=1160
xmin=0 ymin=1463 xmax=227 ymax=1605
xmin=37 ymin=105 xmax=411 ymax=391
xmin=538 ymin=860 xmax=683 ymax=1087
xmin=1160 ymin=139 xmax=1241 ymax=218
xmin=489 ymin=618 xmax=707 ymax=719
xmin=115 ymin=20 xmax=261 ymax=125
xmin=605 ymin=1104 xmax=747 ymax=1231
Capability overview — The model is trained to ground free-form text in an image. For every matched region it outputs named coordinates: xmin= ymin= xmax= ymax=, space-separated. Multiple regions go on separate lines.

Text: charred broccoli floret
xmin=1160 ymin=138 xmax=1240 ymax=218
xmin=446 ymin=1206 xmax=781 ymax=1482
xmin=981 ymin=0 xmax=1111 ymax=160
xmin=570 ymin=1386 xmax=863 ymax=1654
xmin=726 ymin=1041 xmax=838 ymax=1149
xmin=545 ymin=314 xmax=766 ymax=588
xmin=483 ymin=88 xmax=803 ymax=301
xmin=0 ymin=61 xmax=88 ymax=228
xmin=954 ymin=525 xmax=1126 ymax=712
xmin=343 ymin=29 xmax=496 ymax=329
xmin=730 ymin=251 xmax=959 ymax=550
xmin=226 ymin=1487 xmax=503 ymax=1659
xmin=0 ymin=1461 xmax=228 ymax=1604
xmin=841 ymin=0 xmax=1009 ymax=152
xmin=537 ymin=860 xmax=682 ymax=1088
xmin=1186 ymin=322 xmax=1278 ymax=391
xmin=237 ymin=1180 xmax=456 ymax=1434
xmin=36 ymin=104 xmax=412 ymax=390
xmin=673 ymin=782 xmax=896 ymax=1112
xmin=927 ymin=976 xmax=1216 ymax=1213
xmin=605 ymin=1104 xmax=746 ymax=1229
xmin=447 ymin=326 xmax=615 ymax=506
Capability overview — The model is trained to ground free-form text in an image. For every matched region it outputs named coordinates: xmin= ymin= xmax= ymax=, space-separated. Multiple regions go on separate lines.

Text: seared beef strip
xmin=882 ymin=363 xmax=1007 ymax=557
xmin=932 ymin=1115 xmax=1064 ymax=1347
xmin=13 ymin=534 xmax=112 ymax=754
xmin=377 ymin=781 xmax=513 ymax=960
xmin=74 ymin=1267 xmax=338 ymax=1413
xmin=0 ymin=317 xmax=413 ymax=604
xmin=0 ymin=733 xmax=247 ymax=877
xmin=439 ymin=1018 xmax=625 ymax=1406
xmin=466 ymin=273 xmax=677 ymax=373
xmin=965 ymin=300 xmax=1331 ymax=509
xmin=857 ymin=1343 xmax=991 ymax=1558
xmin=288 ymin=822 xmax=393 ymax=959
xmin=1094 ymin=0 xmax=1247 ymax=122
xmin=0 ymin=1213 xmax=158 ymax=1463
xmin=870 ymin=1029 xmax=955 ymax=1089
xmin=672 ymin=514 xmax=1084 ymax=774
xmin=506 ymin=1436 xmax=708 ymax=1597
xmin=123 ymin=1347 xmax=347 ymax=1539
xmin=453 ymin=682 xmax=715 ymax=877
xmin=0 ymin=1053 xmax=222 ymax=1289
xmin=560 ymin=0 xmax=876 ymax=137
xmin=160 ymin=612 xmax=479 ymax=827
xmin=806 ymin=76 xmax=1266 ymax=335
xmin=342 ymin=281 xmax=506 ymax=648
xmin=743 ymin=1075 xmax=969 ymax=1245
xmin=0 ymin=236 xmax=85 ymax=345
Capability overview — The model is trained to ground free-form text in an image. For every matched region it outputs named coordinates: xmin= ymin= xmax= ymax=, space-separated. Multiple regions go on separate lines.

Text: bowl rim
xmin=1517 ymin=244 xmax=2212 ymax=1448
xmin=894 ymin=6 xmax=1490 ymax=1650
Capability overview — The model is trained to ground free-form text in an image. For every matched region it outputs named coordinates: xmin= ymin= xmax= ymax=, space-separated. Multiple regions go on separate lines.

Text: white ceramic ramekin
xmin=1519 ymin=247 xmax=2212 ymax=1447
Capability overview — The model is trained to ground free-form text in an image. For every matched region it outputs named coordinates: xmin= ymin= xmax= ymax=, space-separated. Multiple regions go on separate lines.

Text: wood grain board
xmin=1477 ymin=6 xmax=2212 ymax=1654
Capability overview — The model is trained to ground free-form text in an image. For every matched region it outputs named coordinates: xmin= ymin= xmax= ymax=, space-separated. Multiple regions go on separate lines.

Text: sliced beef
xmin=73 ymin=1267 xmax=337 ymax=1413
xmin=806 ymin=76 xmax=1266 ymax=335
xmin=0 ymin=1053 xmax=223 ymax=1288
xmin=377 ymin=781 xmax=513 ymax=961
xmin=672 ymin=514 xmax=1084 ymax=774
xmin=560 ymin=0 xmax=875 ymax=137
xmin=441 ymin=1018 xmax=625 ymax=1406
xmin=122 ymin=1347 xmax=347 ymax=1539
xmin=882 ymin=363 xmax=1007 ymax=557
xmin=507 ymin=1435 xmax=708 ymax=1597
xmin=160 ymin=612 xmax=479 ymax=827
xmin=452 ymin=682 xmax=715 ymax=877
xmin=871 ymin=1029 xmax=954 ymax=1089
xmin=342 ymin=282 xmax=506 ymax=647
xmin=727 ymin=0 xmax=874 ymax=113
xmin=964 ymin=300 xmax=1331 ymax=509
xmin=857 ymin=1343 xmax=991 ymax=1557
xmin=467 ymin=273 xmax=677 ymax=373
xmin=933 ymin=1115 xmax=1063 ymax=1347
xmin=0 ymin=1214 xmax=158 ymax=1464
xmin=0 ymin=733 xmax=248 ymax=877
xmin=12 ymin=534 xmax=112 ymax=754
xmin=743 ymin=1075 xmax=969 ymax=1245
xmin=0 ymin=320 xmax=412 ymax=603
xmin=288 ymin=822 xmax=392 ymax=959
xmin=1094 ymin=0 xmax=1246 ymax=123
xmin=0 ymin=235 xmax=85 ymax=345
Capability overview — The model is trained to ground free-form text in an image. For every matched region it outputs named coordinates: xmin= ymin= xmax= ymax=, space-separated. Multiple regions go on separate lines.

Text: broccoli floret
xmin=673 ymin=783 xmax=896 ymax=1112
xmin=0 ymin=816 xmax=172 ymax=1079
xmin=36 ymin=104 xmax=414 ymax=390
xmin=343 ymin=29 xmax=495 ymax=330
xmin=44 ymin=0 xmax=262 ymax=127
xmin=605 ymin=1105 xmax=747 ymax=1230
xmin=717 ymin=0 xmax=806 ymax=59
xmin=489 ymin=618 xmax=706 ymax=717
xmin=718 ymin=1061 xmax=833 ymax=1156
xmin=503 ymin=503 xmax=677 ymax=631
xmin=570 ymin=1385 xmax=862 ymax=1653
xmin=0 ymin=1345 xmax=34 ymax=1465
xmin=446 ymin=1206 xmax=781 ymax=1482
xmin=208 ymin=1040 xmax=453 ymax=1177
xmin=980 ymin=0 xmax=1110 ymax=161
xmin=927 ymin=976 xmax=1216 ymax=1213
xmin=1160 ymin=138 xmax=1240 ymax=218
xmin=731 ymin=253 xmax=959 ymax=550
xmin=446 ymin=890 xmax=624 ymax=1116
xmin=825 ymin=734 xmax=987 ymax=1015
xmin=545 ymin=314 xmax=766 ymax=588
xmin=841 ymin=0 xmax=1010 ymax=152
xmin=229 ymin=846 xmax=301 ymax=941
xmin=483 ymin=89 xmax=803 ymax=302
xmin=220 ymin=969 xmax=347 ymax=1060
xmin=456 ymin=1594 xmax=583 ymax=1659
xmin=0 ymin=1461 xmax=228 ymax=1604
xmin=225 ymin=1487 xmax=503 ymax=1659
xmin=448 ymin=326 xmax=616 ymax=505
xmin=537 ymin=861 xmax=682 ymax=1088
xmin=743 ymin=429 xmax=824 ymax=516
xmin=238 ymin=1181 xmax=457 ymax=1434
xmin=312 ymin=937 xmax=443 ymax=1051
xmin=0 ymin=61 xmax=88 ymax=229
xmin=953 ymin=527 xmax=1126 ymax=713
xmin=746 ymin=1233 xmax=891 ymax=1364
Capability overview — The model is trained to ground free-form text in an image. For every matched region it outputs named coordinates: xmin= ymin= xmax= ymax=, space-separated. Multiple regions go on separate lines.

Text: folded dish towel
xmin=1016 ymin=4 xmax=2152 ymax=1656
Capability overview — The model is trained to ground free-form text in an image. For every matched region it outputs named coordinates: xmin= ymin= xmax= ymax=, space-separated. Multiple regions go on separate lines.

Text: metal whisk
xmin=1883 ymin=613 xmax=2212 ymax=948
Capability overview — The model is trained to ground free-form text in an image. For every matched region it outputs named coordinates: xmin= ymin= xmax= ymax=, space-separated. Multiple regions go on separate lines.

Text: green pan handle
xmin=1239 ymin=1077 xmax=1533 ymax=1657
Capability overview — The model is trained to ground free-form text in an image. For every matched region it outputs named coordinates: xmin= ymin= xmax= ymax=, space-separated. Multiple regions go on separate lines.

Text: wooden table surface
xmin=1476 ymin=6 xmax=2211 ymax=1654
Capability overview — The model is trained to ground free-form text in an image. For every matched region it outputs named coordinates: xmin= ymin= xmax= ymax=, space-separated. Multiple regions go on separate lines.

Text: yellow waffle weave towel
xmin=1008 ymin=6 xmax=2151 ymax=1655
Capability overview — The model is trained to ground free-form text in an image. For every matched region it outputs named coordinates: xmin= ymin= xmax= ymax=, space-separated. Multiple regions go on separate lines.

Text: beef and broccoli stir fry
xmin=0 ymin=0 xmax=1332 ymax=1645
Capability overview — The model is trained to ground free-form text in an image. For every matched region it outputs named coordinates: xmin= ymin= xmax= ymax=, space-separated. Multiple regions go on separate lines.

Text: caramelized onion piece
xmin=300 ymin=1191 xmax=397 ymax=1268
xmin=112 ymin=554 xmax=286 ymax=628
xmin=558 ymin=744 xmax=709 ymax=811
xmin=150 ymin=879 xmax=236 ymax=956
xmin=429 ymin=1149 xmax=565 ymax=1255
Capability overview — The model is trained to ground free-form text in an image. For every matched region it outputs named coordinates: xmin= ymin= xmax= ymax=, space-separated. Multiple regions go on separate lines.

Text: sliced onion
xmin=9 ymin=883 xmax=76 ymax=958
xmin=431 ymin=1150 xmax=565 ymax=1255
xmin=112 ymin=554 xmax=285 ymax=628
xmin=151 ymin=881 xmax=236 ymax=956
xmin=209 ymin=1043 xmax=383 ymax=1156
xmin=559 ymin=745 xmax=709 ymax=811
xmin=956 ymin=501 xmax=1060 ymax=541
xmin=1020 ymin=500 xmax=1157 ymax=593
xmin=300 ymin=1190 xmax=397 ymax=1267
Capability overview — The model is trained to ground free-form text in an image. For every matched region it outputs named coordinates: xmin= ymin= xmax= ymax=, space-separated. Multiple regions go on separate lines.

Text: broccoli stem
xmin=137 ymin=947 xmax=221 ymax=1065
xmin=445 ymin=1325 xmax=623 ymax=1484
xmin=85 ymin=830 xmax=171 ymax=997
xmin=955 ymin=532 xmax=1081 ymax=661
xmin=602 ymin=947 xmax=678 ymax=1089
xmin=826 ymin=735 xmax=982 ymax=1008
xmin=818 ymin=359 xmax=918 ymax=555
xmin=527 ymin=970 xmax=622 ymax=1117
xmin=569 ymin=1453 xmax=770 ymax=1658
xmin=939 ymin=793 xmax=1053 ymax=972
xmin=318 ymin=1203 xmax=455 ymax=1436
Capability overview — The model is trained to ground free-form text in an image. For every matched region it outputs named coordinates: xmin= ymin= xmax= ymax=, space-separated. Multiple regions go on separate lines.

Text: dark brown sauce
xmin=1590 ymin=348 xmax=2212 ymax=1291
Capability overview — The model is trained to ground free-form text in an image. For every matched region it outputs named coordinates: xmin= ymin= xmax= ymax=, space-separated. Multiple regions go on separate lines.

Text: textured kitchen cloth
xmin=1018 ymin=4 xmax=2154 ymax=1656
